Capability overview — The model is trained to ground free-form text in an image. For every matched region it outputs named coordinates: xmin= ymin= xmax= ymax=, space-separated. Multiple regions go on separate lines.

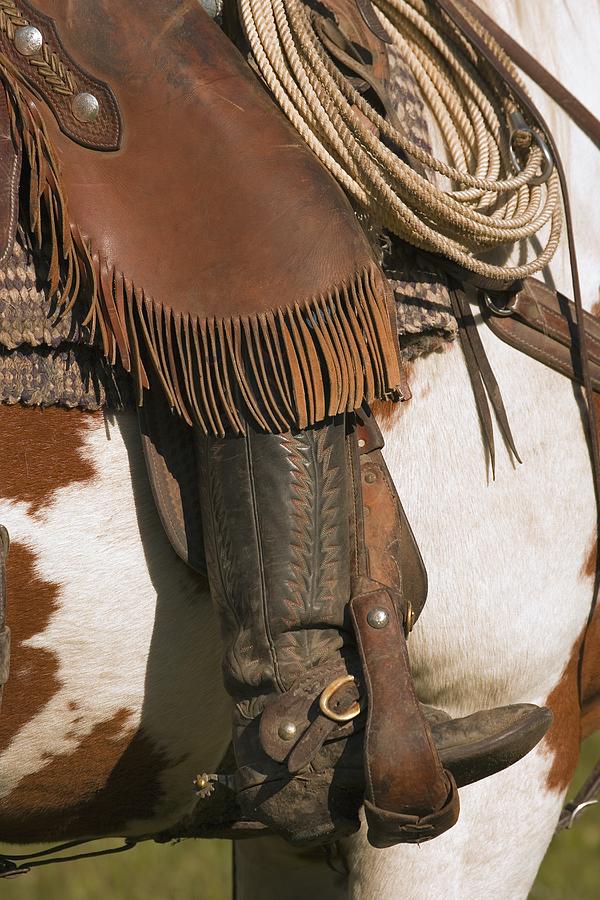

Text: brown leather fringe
xmin=1 ymin=64 xmax=404 ymax=435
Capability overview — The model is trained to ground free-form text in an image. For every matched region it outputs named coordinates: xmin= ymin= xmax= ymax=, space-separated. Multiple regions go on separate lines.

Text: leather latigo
xmin=484 ymin=277 xmax=600 ymax=391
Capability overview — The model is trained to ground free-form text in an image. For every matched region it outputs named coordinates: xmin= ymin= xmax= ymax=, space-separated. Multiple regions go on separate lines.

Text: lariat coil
xmin=239 ymin=0 xmax=562 ymax=283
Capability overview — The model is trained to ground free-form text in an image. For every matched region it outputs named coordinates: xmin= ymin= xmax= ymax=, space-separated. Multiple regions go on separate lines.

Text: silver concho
xmin=14 ymin=25 xmax=43 ymax=57
xmin=71 ymin=92 xmax=100 ymax=124
xmin=366 ymin=607 xmax=389 ymax=629
xmin=277 ymin=721 xmax=298 ymax=742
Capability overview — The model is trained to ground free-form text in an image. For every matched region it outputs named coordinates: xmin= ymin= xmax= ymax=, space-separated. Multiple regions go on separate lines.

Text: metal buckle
xmin=482 ymin=291 xmax=516 ymax=317
xmin=404 ymin=599 xmax=415 ymax=637
xmin=319 ymin=674 xmax=362 ymax=722
xmin=509 ymin=110 xmax=554 ymax=186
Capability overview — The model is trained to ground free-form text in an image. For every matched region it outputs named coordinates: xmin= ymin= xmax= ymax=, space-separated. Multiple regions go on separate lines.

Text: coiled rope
xmin=239 ymin=0 xmax=562 ymax=284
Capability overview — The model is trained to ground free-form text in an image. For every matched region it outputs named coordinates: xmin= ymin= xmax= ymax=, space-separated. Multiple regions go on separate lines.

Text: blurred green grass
xmin=530 ymin=735 xmax=600 ymax=900
xmin=1 ymin=736 xmax=598 ymax=899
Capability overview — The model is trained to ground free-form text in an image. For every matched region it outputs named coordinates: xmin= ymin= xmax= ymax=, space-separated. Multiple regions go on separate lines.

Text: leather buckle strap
xmin=354 ymin=416 xmax=427 ymax=626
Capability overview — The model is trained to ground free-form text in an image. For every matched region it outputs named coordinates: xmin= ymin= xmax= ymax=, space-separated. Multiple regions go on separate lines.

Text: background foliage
xmin=1 ymin=736 xmax=598 ymax=899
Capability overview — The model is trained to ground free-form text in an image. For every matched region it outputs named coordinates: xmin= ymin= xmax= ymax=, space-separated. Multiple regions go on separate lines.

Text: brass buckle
xmin=319 ymin=674 xmax=362 ymax=722
xmin=404 ymin=599 xmax=415 ymax=637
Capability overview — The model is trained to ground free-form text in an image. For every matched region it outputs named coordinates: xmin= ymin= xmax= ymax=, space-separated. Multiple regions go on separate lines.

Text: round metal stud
xmin=367 ymin=607 xmax=389 ymax=629
xmin=14 ymin=25 xmax=43 ymax=57
xmin=71 ymin=92 xmax=100 ymax=124
xmin=364 ymin=470 xmax=377 ymax=484
xmin=278 ymin=721 xmax=298 ymax=742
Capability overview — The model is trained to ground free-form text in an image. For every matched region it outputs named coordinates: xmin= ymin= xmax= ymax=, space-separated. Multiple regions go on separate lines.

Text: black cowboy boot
xmin=195 ymin=417 xmax=552 ymax=846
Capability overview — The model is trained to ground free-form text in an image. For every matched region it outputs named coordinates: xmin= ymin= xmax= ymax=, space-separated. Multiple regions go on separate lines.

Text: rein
xmin=0 ymin=839 xmax=138 ymax=878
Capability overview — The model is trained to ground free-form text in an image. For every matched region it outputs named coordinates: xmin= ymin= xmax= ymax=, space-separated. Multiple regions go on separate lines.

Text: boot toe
xmin=430 ymin=703 xmax=553 ymax=787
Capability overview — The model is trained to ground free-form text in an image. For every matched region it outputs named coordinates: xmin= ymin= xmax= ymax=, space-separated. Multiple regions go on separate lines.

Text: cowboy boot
xmin=195 ymin=417 xmax=552 ymax=846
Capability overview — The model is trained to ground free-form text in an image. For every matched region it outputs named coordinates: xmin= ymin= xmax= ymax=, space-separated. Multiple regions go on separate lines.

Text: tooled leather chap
xmin=0 ymin=0 xmax=552 ymax=848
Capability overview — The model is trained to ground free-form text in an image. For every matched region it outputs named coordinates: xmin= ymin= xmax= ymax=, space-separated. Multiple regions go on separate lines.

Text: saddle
xmin=0 ymin=0 xmax=564 ymax=857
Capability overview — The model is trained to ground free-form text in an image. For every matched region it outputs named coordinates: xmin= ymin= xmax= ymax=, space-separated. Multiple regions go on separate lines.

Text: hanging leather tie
xmin=448 ymin=287 xmax=520 ymax=477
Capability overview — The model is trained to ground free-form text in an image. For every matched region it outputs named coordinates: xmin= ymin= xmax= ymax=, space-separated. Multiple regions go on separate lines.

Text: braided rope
xmin=240 ymin=0 xmax=562 ymax=283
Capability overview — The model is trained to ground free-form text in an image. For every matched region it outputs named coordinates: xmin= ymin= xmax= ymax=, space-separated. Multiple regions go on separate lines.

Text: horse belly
xmin=0 ymin=405 xmax=229 ymax=843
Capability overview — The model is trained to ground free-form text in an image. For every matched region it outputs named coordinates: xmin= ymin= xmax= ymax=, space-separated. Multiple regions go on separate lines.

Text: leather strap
xmin=484 ymin=278 xmax=600 ymax=392
xmin=350 ymin=582 xmax=458 ymax=846
xmin=449 ymin=287 xmax=521 ymax=476
xmin=0 ymin=839 xmax=137 ymax=878
xmin=356 ymin=409 xmax=427 ymax=623
xmin=314 ymin=0 xmax=398 ymax=128
xmin=0 ymin=0 xmax=121 ymax=150
xmin=347 ymin=415 xmax=459 ymax=846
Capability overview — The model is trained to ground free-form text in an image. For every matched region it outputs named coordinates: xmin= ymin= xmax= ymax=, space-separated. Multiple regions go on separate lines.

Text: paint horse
xmin=0 ymin=1 xmax=598 ymax=898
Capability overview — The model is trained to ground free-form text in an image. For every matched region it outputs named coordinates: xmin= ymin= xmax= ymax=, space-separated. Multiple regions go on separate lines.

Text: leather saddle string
xmin=448 ymin=287 xmax=521 ymax=477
